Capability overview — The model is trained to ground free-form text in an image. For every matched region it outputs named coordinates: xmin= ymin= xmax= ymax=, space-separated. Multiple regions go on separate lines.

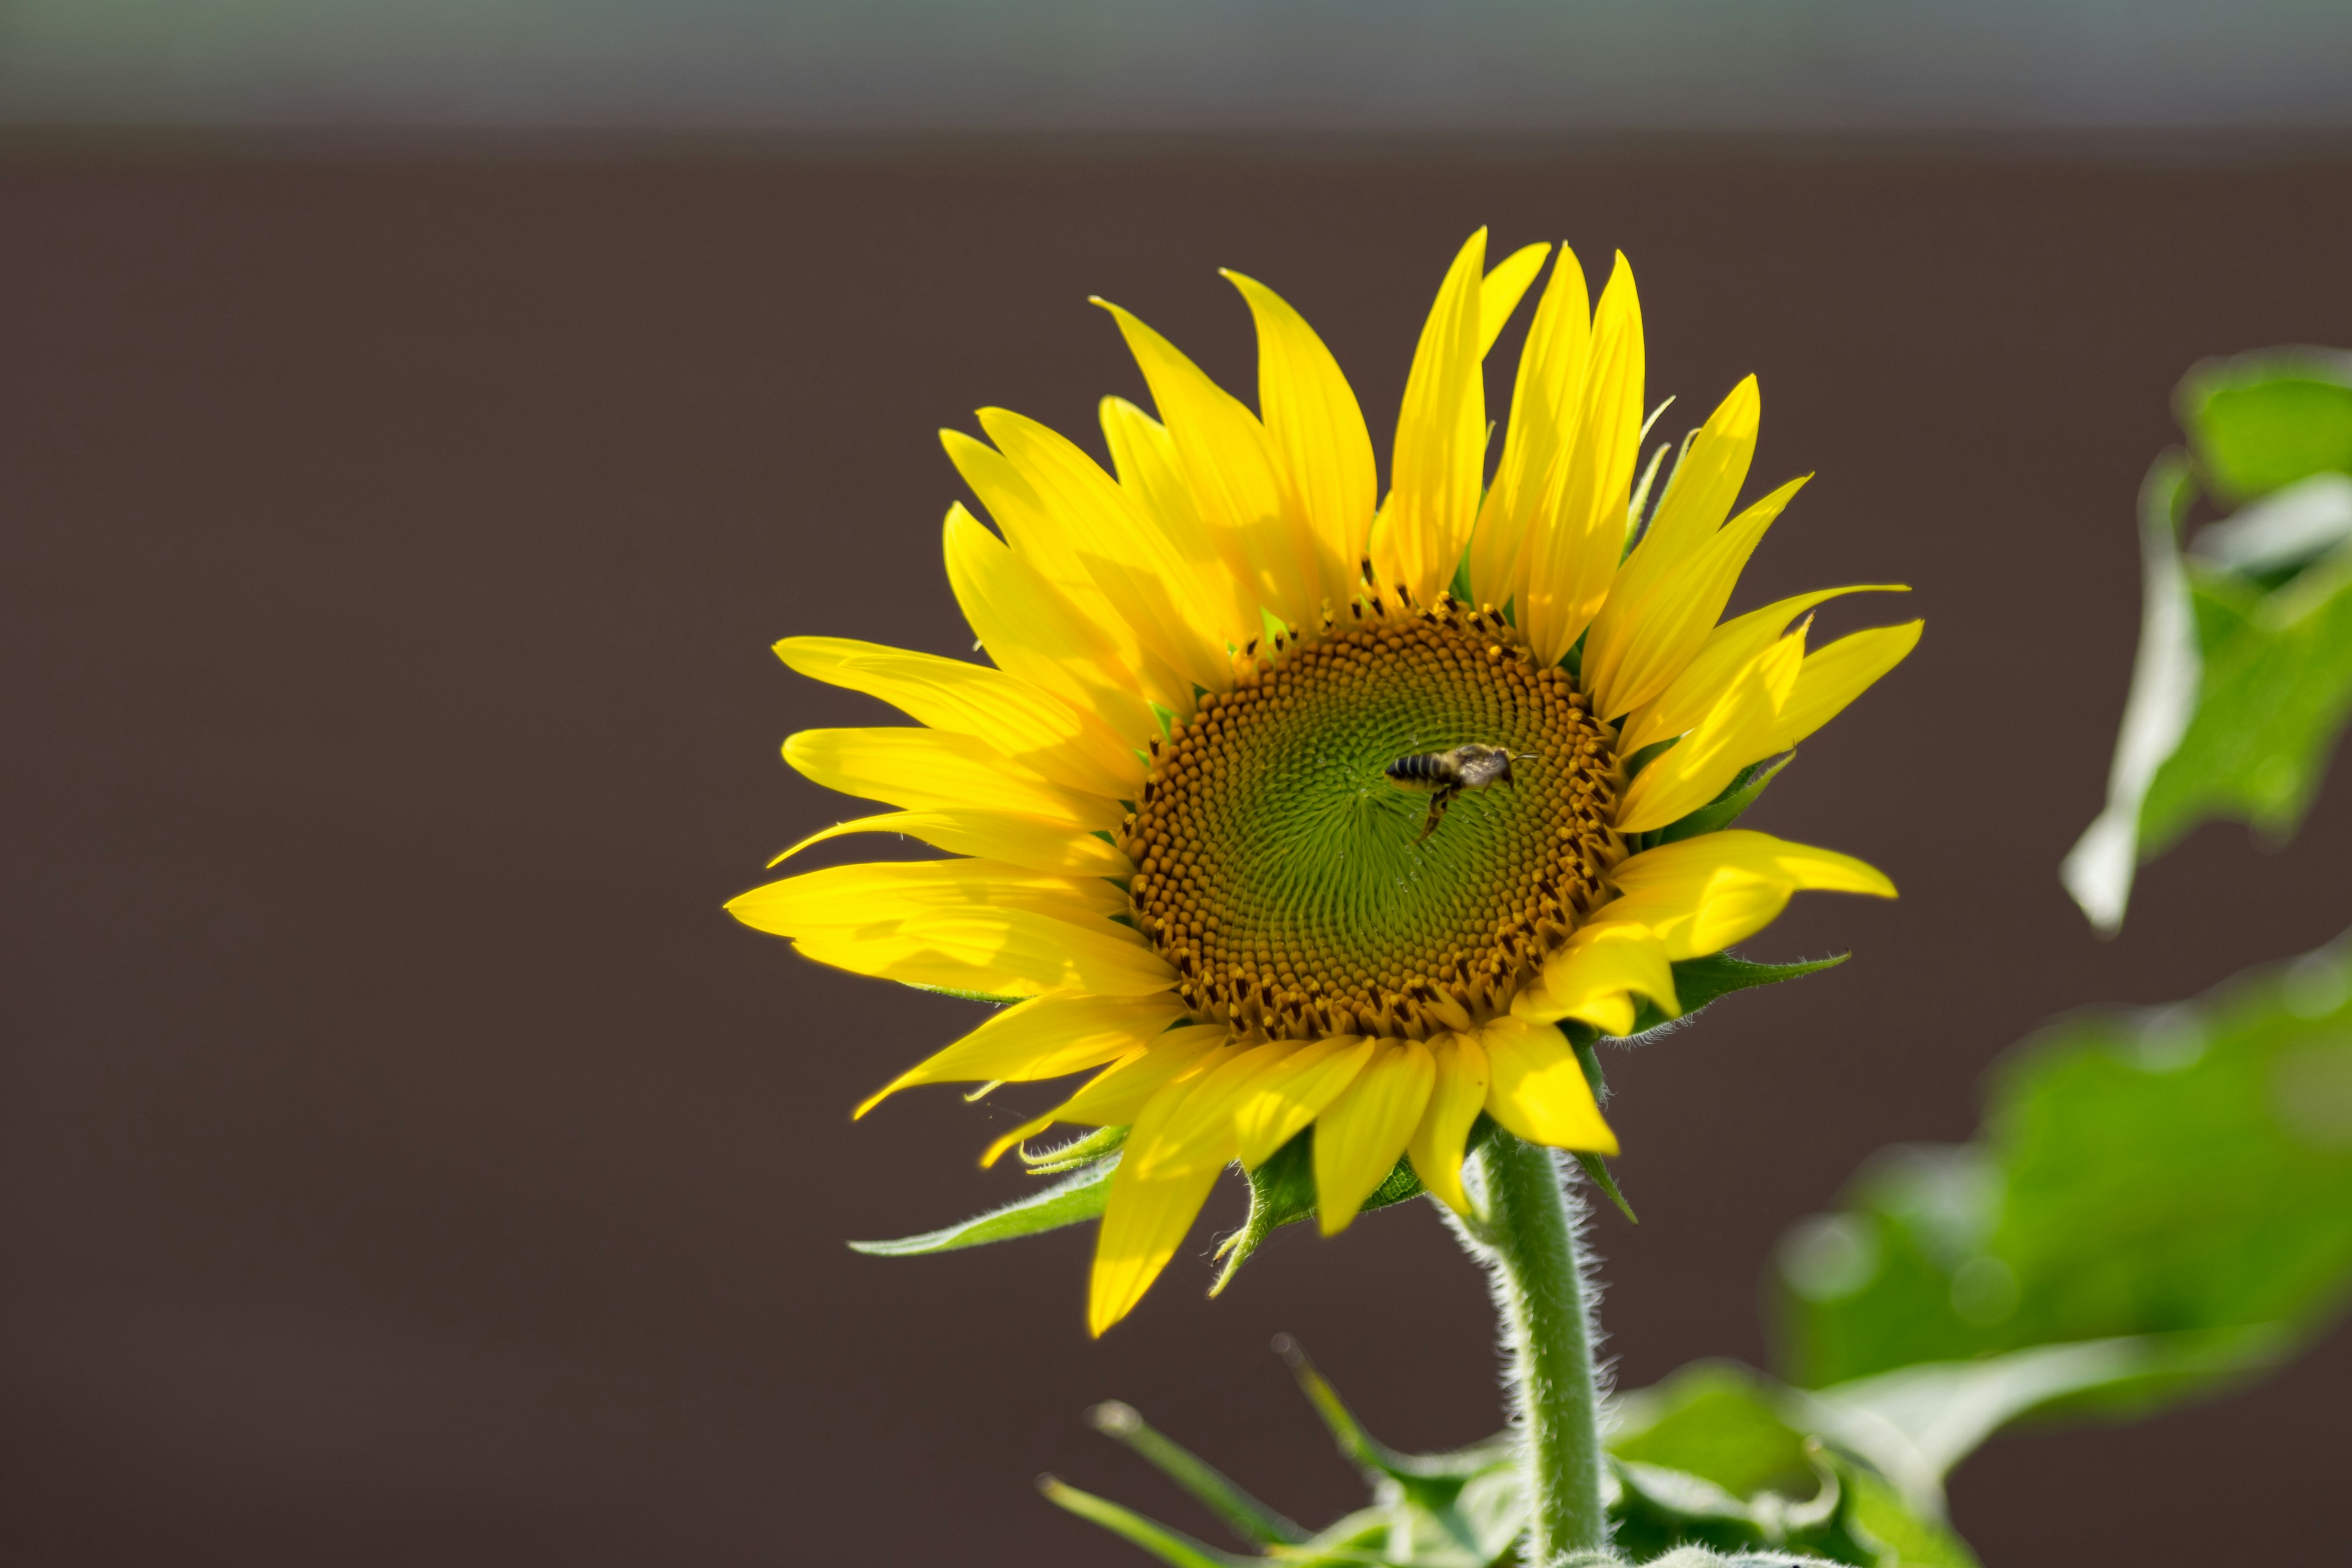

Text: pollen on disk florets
xmin=1120 ymin=592 xmax=1624 ymax=1044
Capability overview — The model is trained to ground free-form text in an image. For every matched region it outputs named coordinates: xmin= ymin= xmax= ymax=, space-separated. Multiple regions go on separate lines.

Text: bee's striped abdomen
xmin=1385 ymin=752 xmax=1453 ymax=785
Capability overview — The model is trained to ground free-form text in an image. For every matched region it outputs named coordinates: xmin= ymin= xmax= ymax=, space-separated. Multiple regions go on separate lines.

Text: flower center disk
xmin=1122 ymin=604 xmax=1623 ymax=1042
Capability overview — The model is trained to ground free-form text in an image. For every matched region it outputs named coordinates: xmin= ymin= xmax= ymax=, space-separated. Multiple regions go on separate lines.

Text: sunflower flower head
xmin=733 ymin=231 xmax=1921 ymax=1336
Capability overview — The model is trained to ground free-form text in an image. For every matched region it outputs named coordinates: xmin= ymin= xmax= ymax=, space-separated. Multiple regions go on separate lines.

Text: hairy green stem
xmin=1469 ymin=1130 xmax=1609 ymax=1562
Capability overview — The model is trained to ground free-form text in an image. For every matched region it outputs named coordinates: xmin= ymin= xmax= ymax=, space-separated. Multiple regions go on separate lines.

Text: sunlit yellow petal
xmin=942 ymin=503 xmax=1167 ymax=741
xmin=983 ymin=1025 xmax=1234 ymax=1163
xmin=1585 ymin=830 xmax=1897 ymax=960
xmin=856 ymin=990 xmax=1189 ymax=1117
xmin=1232 ymin=1035 xmax=1377 ymax=1169
xmin=777 ymin=635 xmax=1143 ymax=797
xmin=1482 ymin=1016 xmax=1619 ymax=1154
xmin=1479 ymin=241 xmax=1551 ymax=358
xmin=1128 ymin=1040 xmax=1292 ymax=1180
xmin=978 ymin=408 xmax=1238 ymax=695
xmin=1406 ymin=1033 xmax=1490 ymax=1216
xmin=1098 ymin=396 xmax=1261 ymax=648
xmin=1614 ymin=631 xmax=1804 ymax=835
xmin=1767 ymin=620 xmax=1924 ymax=751
xmin=1312 ymin=1041 xmax=1436 ymax=1234
xmin=1522 ymin=252 xmax=1646 ymax=666
xmin=1379 ymin=230 xmax=1488 ymax=609
xmin=784 ymin=725 xmax=1122 ymax=831
xmin=728 ymin=857 xmax=1130 ymax=937
xmin=1090 ymin=1145 xmax=1224 ymax=1335
xmin=1469 ymin=245 xmax=1590 ymax=611
xmin=1513 ymin=927 xmax=1678 ymax=1035
xmin=1619 ymin=584 xmax=1909 ymax=755
xmin=767 ymin=809 xmax=1130 ymax=878
xmin=1093 ymin=298 xmax=1323 ymax=628
xmin=1223 ymin=271 xmax=1378 ymax=595
xmin=786 ymin=908 xmax=1177 ymax=999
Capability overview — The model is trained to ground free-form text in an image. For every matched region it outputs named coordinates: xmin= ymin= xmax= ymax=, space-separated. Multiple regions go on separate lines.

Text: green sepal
xmin=1019 ymin=1123 xmax=1127 ymax=1175
xmin=1210 ymin=1118 xmax=1499 ymax=1294
xmin=1578 ymin=1152 xmax=1640 ymax=1224
xmin=1623 ymin=952 xmax=1851 ymax=1039
xmin=1648 ymin=752 xmax=1794 ymax=848
xmin=846 ymin=1153 xmax=1115 ymax=1257
xmin=903 ymin=982 xmax=1028 ymax=1005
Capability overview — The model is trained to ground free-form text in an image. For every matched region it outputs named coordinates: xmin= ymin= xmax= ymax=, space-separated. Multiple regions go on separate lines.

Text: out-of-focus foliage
xmin=2067 ymin=349 xmax=2352 ymax=931
xmin=1770 ymin=930 xmax=2352 ymax=1506
xmin=1044 ymin=1341 xmax=1964 ymax=1568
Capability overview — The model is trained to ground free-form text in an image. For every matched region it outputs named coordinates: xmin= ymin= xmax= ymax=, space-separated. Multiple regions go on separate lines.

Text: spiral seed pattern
xmin=1120 ymin=597 xmax=1623 ymax=1043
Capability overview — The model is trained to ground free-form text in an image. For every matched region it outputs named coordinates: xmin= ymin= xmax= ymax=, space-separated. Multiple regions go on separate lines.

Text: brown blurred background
xmin=4 ymin=136 xmax=2351 ymax=1566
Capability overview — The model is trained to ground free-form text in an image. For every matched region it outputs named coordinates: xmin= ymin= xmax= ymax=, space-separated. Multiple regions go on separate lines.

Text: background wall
xmin=4 ymin=140 xmax=2350 ymax=1566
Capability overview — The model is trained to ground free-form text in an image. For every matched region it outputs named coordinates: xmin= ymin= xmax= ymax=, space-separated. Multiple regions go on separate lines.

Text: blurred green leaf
xmin=2178 ymin=349 xmax=2352 ymax=503
xmin=2066 ymin=349 xmax=2352 ymax=931
xmin=848 ymin=1154 xmax=1114 ymax=1256
xmin=1771 ymin=933 xmax=2352 ymax=1477
xmin=1607 ymin=1363 xmax=1977 ymax=1567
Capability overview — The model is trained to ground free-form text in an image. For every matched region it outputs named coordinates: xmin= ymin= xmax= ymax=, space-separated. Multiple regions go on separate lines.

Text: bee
xmin=1384 ymin=744 xmax=1533 ymax=843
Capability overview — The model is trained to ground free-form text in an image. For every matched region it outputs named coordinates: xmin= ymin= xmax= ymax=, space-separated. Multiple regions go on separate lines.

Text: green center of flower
xmin=1122 ymin=601 xmax=1623 ymax=1042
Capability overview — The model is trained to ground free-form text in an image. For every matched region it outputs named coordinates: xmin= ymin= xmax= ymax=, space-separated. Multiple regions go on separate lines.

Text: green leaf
xmin=1621 ymin=952 xmax=1851 ymax=1039
xmin=846 ymin=1155 xmax=1115 ymax=1256
xmin=2177 ymin=348 xmax=2352 ymax=503
xmin=2067 ymin=349 xmax=2352 ymax=932
xmin=1772 ymin=932 xmax=2352 ymax=1479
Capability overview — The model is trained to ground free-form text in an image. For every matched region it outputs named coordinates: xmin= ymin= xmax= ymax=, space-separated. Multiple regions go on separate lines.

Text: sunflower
xmin=733 ymin=231 xmax=1920 ymax=1335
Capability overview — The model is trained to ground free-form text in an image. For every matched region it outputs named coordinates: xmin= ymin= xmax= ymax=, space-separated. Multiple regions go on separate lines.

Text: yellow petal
xmin=1481 ymin=1016 xmax=1618 ymax=1154
xmin=1479 ymin=242 xmax=1551 ymax=358
xmin=728 ymin=856 xmax=1130 ymax=937
xmin=1099 ymin=396 xmax=1259 ymax=649
xmin=767 ymin=809 xmax=1129 ymax=878
xmin=941 ymin=503 xmax=1167 ymax=743
xmin=1522 ymin=252 xmax=1646 ymax=666
xmin=786 ymin=908 xmax=1177 ymax=1000
xmin=1469 ymin=246 xmax=1591 ymax=611
xmin=1223 ymin=271 xmax=1378 ymax=595
xmin=1380 ymin=230 xmax=1488 ymax=609
xmin=785 ymin=725 xmax=1123 ymax=833
xmin=1093 ymin=299 xmax=1323 ymax=629
xmin=984 ymin=1025 xmax=1232 ymax=1163
xmin=1588 ymin=474 xmax=1806 ymax=721
xmin=978 ymin=409 xmax=1237 ymax=695
xmin=1591 ymin=829 xmax=1897 ymax=960
xmin=1513 ymin=927 xmax=1679 ymax=1035
xmin=1312 ymin=1041 xmax=1436 ymax=1234
xmin=1406 ymin=1033 xmax=1490 ymax=1216
xmin=1619 ymin=584 xmax=1908 ymax=755
xmin=944 ymin=429 xmax=1177 ymax=697
xmin=856 ymin=990 xmax=1188 ymax=1117
xmin=1767 ymin=620 xmax=1924 ymax=751
xmin=1232 ymin=1035 xmax=1377 ymax=1169
xmin=1090 ymin=1114 xmax=1225 ymax=1335
xmin=1613 ymin=631 xmax=1803 ymax=835
xmin=1049 ymin=1025 xmax=1230 ymax=1128
xmin=1127 ymin=1040 xmax=1291 ymax=1180
xmin=777 ymin=635 xmax=1142 ymax=798
xmin=1628 ymin=376 xmax=1760 ymax=570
